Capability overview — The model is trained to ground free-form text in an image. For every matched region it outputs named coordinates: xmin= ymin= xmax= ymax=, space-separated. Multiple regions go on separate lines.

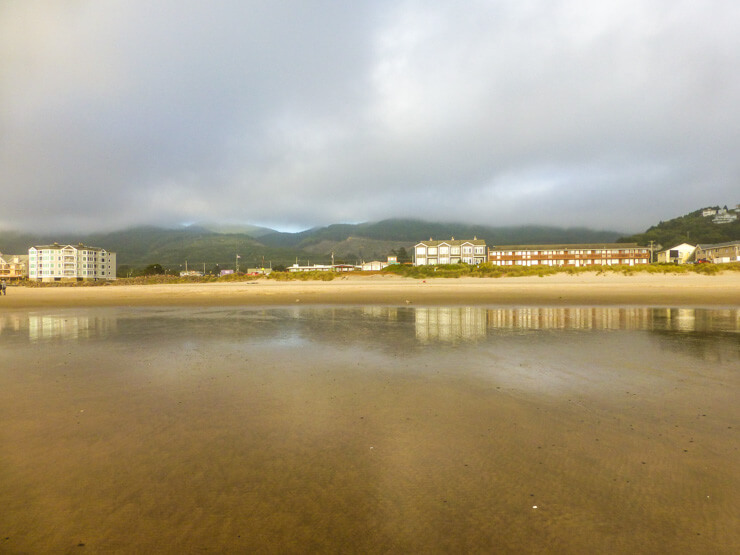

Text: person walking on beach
xmin=1 ymin=280 xmax=6 ymax=295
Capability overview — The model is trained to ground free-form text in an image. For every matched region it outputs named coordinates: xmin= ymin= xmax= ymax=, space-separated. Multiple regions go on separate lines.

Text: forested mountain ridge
xmin=1 ymin=218 xmax=625 ymax=270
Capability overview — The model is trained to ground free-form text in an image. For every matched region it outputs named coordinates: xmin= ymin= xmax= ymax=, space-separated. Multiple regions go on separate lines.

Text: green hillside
xmin=1 ymin=218 xmax=628 ymax=274
xmin=258 ymin=219 xmax=622 ymax=248
xmin=619 ymin=207 xmax=740 ymax=249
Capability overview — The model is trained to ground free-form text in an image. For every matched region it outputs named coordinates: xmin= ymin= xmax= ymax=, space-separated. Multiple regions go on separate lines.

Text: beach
xmin=2 ymin=272 xmax=739 ymax=308
xmin=2 ymin=275 xmax=739 ymax=552
xmin=1 ymin=304 xmax=738 ymax=553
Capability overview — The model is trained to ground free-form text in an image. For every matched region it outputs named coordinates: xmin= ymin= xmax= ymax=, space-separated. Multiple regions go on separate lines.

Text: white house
xmin=28 ymin=243 xmax=116 ymax=282
xmin=414 ymin=238 xmax=487 ymax=266
xmin=360 ymin=256 xmax=400 ymax=271
xmin=656 ymin=243 xmax=696 ymax=264
xmin=712 ymin=208 xmax=738 ymax=224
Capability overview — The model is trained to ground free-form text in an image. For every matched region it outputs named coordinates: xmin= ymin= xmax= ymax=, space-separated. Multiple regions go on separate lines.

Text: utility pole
xmin=648 ymin=240 xmax=655 ymax=264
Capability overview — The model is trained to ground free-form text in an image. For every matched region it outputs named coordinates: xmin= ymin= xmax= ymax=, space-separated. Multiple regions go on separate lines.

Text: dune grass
xmin=17 ymin=261 xmax=740 ymax=286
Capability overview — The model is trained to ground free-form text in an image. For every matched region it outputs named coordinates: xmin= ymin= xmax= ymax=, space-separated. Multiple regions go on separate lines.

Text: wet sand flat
xmin=1 ymin=307 xmax=738 ymax=553
xmin=2 ymin=272 xmax=740 ymax=308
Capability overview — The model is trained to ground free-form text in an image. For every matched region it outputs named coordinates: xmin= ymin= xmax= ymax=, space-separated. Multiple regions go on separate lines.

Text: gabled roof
xmin=415 ymin=238 xmax=486 ymax=247
xmin=696 ymin=240 xmax=740 ymax=249
xmin=659 ymin=243 xmax=696 ymax=251
xmin=30 ymin=244 xmax=110 ymax=252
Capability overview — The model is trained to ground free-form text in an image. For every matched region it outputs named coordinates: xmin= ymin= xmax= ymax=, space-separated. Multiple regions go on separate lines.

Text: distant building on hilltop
xmin=28 ymin=243 xmax=116 ymax=282
xmin=702 ymin=208 xmax=718 ymax=217
xmin=414 ymin=238 xmax=487 ymax=266
xmin=488 ymin=244 xmax=650 ymax=267
xmin=712 ymin=208 xmax=738 ymax=224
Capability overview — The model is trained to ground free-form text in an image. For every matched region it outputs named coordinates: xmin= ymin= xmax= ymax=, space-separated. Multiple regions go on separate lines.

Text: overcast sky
xmin=2 ymin=1 xmax=738 ymax=234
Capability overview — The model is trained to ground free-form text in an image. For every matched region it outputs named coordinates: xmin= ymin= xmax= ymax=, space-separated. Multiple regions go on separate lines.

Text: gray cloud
xmin=1 ymin=0 xmax=738 ymax=233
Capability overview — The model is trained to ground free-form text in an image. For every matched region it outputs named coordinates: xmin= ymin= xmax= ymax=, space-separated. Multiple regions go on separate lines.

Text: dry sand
xmin=2 ymin=272 xmax=739 ymax=308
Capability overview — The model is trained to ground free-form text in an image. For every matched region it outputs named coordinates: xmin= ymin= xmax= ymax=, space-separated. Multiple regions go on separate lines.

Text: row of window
xmin=491 ymin=259 xmax=644 ymax=266
xmin=416 ymin=257 xmax=477 ymax=264
xmin=417 ymin=247 xmax=485 ymax=255
xmin=31 ymin=264 xmax=102 ymax=268
xmin=490 ymin=249 xmax=648 ymax=256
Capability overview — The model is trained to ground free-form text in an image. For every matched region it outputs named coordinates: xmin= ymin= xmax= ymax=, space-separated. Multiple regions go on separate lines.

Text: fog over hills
xmin=4 ymin=208 xmax=737 ymax=271
xmin=1 ymin=219 xmax=624 ymax=269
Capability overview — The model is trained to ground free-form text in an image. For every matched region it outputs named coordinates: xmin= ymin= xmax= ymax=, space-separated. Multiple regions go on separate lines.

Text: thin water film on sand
xmin=1 ymin=306 xmax=738 ymax=553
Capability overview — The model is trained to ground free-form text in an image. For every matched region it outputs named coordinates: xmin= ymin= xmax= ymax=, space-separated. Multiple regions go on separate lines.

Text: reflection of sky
xmin=0 ymin=307 xmax=737 ymax=362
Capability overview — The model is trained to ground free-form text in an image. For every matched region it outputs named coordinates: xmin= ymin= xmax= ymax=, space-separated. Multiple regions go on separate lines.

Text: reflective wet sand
xmin=1 ymin=307 xmax=738 ymax=553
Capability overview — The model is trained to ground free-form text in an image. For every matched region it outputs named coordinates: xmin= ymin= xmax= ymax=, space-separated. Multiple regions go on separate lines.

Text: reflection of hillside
xmin=647 ymin=330 xmax=739 ymax=363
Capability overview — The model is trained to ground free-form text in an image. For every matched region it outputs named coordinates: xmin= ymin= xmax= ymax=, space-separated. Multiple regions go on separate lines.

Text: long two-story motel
xmin=415 ymin=239 xmax=650 ymax=267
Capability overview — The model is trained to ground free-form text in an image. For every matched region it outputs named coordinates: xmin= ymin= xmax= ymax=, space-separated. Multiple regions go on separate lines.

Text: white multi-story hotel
xmin=28 ymin=243 xmax=116 ymax=282
xmin=414 ymin=238 xmax=487 ymax=266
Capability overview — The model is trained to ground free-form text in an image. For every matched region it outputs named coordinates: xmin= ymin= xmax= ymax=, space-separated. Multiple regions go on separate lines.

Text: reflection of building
xmin=488 ymin=243 xmax=650 ymax=267
xmin=28 ymin=243 xmax=116 ymax=282
xmin=656 ymin=243 xmax=696 ymax=264
xmin=695 ymin=241 xmax=740 ymax=263
xmin=361 ymin=306 xmax=399 ymax=321
xmin=414 ymin=238 xmax=487 ymax=266
xmin=486 ymin=307 xmax=656 ymax=331
xmin=27 ymin=313 xmax=117 ymax=341
xmin=0 ymin=253 xmax=28 ymax=281
xmin=412 ymin=307 xmax=740 ymax=342
xmin=415 ymin=307 xmax=487 ymax=342
xmin=0 ymin=312 xmax=25 ymax=335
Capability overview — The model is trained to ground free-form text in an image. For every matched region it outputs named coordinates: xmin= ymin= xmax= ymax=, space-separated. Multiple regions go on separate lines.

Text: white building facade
xmin=414 ymin=238 xmax=487 ymax=266
xmin=28 ymin=244 xmax=116 ymax=282
xmin=656 ymin=243 xmax=696 ymax=264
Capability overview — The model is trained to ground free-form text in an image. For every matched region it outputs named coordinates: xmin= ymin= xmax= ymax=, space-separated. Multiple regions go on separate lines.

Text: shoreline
xmin=1 ymin=272 xmax=739 ymax=308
